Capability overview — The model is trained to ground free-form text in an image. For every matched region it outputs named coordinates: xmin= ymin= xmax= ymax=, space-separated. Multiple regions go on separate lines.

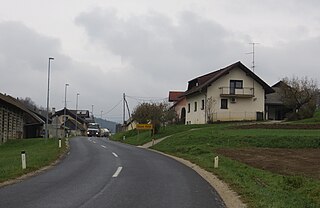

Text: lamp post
xmin=64 ymin=83 xmax=69 ymax=138
xmin=45 ymin=57 xmax=54 ymax=139
xmin=75 ymin=93 xmax=79 ymax=136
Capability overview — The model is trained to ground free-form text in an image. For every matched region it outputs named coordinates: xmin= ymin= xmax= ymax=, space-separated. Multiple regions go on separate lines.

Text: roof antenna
xmin=247 ymin=42 xmax=259 ymax=72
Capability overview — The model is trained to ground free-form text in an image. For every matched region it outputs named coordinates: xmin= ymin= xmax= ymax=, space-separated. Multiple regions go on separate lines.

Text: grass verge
xmin=0 ymin=138 xmax=67 ymax=183
xmin=111 ymin=124 xmax=212 ymax=145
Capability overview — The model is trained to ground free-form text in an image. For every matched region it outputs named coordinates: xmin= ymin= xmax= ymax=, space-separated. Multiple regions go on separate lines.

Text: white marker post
xmin=123 ymin=136 xmax=126 ymax=141
xmin=214 ymin=156 xmax=219 ymax=168
xmin=21 ymin=151 xmax=26 ymax=170
xmin=152 ymin=139 xmax=155 ymax=146
xmin=59 ymin=138 xmax=62 ymax=148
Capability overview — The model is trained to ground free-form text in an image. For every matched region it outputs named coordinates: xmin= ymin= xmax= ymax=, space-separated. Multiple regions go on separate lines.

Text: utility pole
xmin=75 ymin=93 xmax=79 ymax=135
xmin=45 ymin=57 xmax=54 ymax=139
xmin=91 ymin=104 xmax=94 ymax=119
xmin=123 ymin=93 xmax=126 ymax=125
xmin=64 ymin=83 xmax=69 ymax=138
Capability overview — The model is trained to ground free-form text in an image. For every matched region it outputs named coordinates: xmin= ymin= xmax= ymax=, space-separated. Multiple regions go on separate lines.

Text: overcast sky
xmin=0 ymin=0 xmax=319 ymax=123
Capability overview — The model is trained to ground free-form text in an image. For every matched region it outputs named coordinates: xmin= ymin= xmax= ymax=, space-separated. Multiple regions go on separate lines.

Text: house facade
xmin=183 ymin=62 xmax=274 ymax=124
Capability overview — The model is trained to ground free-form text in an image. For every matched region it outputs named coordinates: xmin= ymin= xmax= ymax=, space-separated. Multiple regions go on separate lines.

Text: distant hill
xmin=94 ymin=118 xmax=119 ymax=133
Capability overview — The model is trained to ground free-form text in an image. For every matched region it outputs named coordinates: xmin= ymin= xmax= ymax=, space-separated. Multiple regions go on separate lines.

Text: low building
xmin=168 ymin=91 xmax=187 ymax=124
xmin=0 ymin=92 xmax=44 ymax=143
xmin=265 ymin=81 xmax=291 ymax=120
xmin=50 ymin=108 xmax=89 ymax=138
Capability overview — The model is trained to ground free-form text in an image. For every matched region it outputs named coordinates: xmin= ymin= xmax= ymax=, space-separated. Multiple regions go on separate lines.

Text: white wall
xmin=185 ymin=93 xmax=206 ymax=124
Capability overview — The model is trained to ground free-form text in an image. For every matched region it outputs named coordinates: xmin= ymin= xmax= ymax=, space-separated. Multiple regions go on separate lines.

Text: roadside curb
xmin=0 ymin=138 xmax=70 ymax=188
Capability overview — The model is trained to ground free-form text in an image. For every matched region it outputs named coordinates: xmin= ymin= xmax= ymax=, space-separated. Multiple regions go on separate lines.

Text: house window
xmin=187 ymin=103 xmax=190 ymax=113
xmin=194 ymin=102 xmax=197 ymax=112
xmin=201 ymin=99 xmax=205 ymax=110
xmin=221 ymin=99 xmax=228 ymax=109
xmin=230 ymin=80 xmax=243 ymax=94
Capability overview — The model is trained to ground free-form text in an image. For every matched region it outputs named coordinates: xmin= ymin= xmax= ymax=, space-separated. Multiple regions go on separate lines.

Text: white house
xmin=184 ymin=61 xmax=274 ymax=124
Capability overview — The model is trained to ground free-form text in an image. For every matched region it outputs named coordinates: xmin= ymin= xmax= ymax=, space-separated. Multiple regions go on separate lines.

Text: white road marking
xmin=101 ymin=145 xmax=107 ymax=148
xmin=112 ymin=167 xmax=123 ymax=177
xmin=93 ymin=141 xmax=96 ymax=144
xmin=112 ymin=152 xmax=118 ymax=158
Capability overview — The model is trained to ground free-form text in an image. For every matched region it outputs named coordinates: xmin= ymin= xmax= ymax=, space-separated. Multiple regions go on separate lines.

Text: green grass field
xmin=0 ymin=138 xmax=67 ymax=183
xmin=111 ymin=124 xmax=213 ymax=145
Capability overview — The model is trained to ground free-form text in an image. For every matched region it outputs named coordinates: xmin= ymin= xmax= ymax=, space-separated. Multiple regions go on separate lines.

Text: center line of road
xmin=112 ymin=167 xmax=123 ymax=177
xmin=112 ymin=152 xmax=118 ymax=158
xmin=101 ymin=145 xmax=106 ymax=148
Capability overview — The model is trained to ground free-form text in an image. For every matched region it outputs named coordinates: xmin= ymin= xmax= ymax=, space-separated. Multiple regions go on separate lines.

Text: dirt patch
xmin=215 ymin=148 xmax=320 ymax=179
xmin=234 ymin=123 xmax=320 ymax=129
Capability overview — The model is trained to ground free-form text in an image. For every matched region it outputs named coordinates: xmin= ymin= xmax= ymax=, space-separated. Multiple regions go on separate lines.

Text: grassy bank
xmin=111 ymin=124 xmax=212 ymax=145
xmin=0 ymin=138 xmax=67 ymax=183
xmin=151 ymin=124 xmax=320 ymax=207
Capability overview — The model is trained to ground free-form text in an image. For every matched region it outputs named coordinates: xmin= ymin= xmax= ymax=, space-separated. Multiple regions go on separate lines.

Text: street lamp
xmin=64 ymin=83 xmax=69 ymax=138
xmin=45 ymin=57 xmax=54 ymax=139
xmin=75 ymin=93 xmax=79 ymax=135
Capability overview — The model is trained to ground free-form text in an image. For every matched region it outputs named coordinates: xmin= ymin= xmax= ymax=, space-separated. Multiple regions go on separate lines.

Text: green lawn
xmin=151 ymin=123 xmax=320 ymax=207
xmin=111 ymin=124 xmax=213 ymax=145
xmin=0 ymin=138 xmax=67 ymax=183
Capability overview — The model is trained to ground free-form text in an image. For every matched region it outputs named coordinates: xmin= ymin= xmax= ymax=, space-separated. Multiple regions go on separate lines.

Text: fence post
xmin=59 ymin=138 xmax=62 ymax=148
xmin=21 ymin=151 xmax=26 ymax=169
xmin=214 ymin=156 xmax=219 ymax=168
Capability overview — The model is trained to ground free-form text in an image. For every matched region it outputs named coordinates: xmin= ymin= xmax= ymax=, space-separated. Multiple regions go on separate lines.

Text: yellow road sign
xmin=136 ymin=124 xmax=153 ymax=130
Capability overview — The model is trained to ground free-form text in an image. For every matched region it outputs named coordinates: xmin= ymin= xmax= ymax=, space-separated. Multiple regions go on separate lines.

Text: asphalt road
xmin=0 ymin=137 xmax=225 ymax=208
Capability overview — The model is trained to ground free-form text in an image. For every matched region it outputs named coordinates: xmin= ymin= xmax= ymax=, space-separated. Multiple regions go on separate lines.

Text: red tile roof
xmin=168 ymin=91 xmax=184 ymax=102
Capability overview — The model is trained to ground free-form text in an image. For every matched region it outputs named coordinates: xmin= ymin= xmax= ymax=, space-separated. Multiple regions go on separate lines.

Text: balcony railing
xmin=219 ymin=87 xmax=254 ymax=97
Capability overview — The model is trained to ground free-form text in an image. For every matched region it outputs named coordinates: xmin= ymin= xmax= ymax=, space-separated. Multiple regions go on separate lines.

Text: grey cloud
xmin=75 ymin=9 xmax=246 ymax=79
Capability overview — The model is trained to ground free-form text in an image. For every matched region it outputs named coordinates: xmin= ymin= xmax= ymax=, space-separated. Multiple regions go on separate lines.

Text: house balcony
xmin=219 ymin=87 xmax=254 ymax=98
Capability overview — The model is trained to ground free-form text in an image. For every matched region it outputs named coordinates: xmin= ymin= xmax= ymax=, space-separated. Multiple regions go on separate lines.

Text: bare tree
xmin=206 ymin=96 xmax=216 ymax=123
xmin=18 ymin=97 xmax=47 ymax=117
xmin=280 ymin=76 xmax=318 ymax=120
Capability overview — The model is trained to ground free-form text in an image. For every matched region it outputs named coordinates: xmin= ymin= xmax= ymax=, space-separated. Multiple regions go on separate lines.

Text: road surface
xmin=0 ymin=137 xmax=225 ymax=208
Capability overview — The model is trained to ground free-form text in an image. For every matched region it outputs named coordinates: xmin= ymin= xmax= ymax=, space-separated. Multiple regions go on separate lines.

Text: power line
xmin=126 ymin=95 xmax=168 ymax=103
xmin=100 ymin=99 xmax=123 ymax=116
